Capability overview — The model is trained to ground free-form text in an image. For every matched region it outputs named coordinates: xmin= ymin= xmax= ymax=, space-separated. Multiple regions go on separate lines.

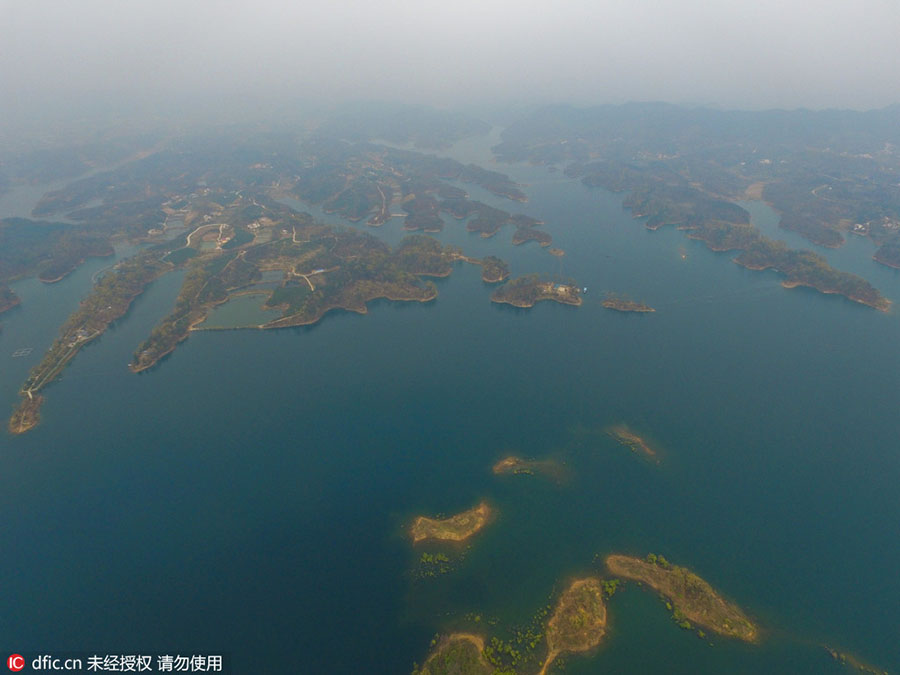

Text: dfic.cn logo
xmin=7 ymin=654 xmax=24 ymax=672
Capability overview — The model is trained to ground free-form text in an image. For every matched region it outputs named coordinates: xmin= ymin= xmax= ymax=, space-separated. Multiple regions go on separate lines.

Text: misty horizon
xmin=3 ymin=0 xmax=900 ymax=133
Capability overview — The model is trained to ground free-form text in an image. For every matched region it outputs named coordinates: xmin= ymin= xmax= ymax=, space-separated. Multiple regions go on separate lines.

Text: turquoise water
xmin=1 ymin=144 xmax=898 ymax=673
xmin=196 ymin=294 xmax=279 ymax=329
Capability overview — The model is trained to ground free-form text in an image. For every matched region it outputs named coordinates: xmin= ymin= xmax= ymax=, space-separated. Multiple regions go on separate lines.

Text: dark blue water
xmin=1 ymin=142 xmax=898 ymax=673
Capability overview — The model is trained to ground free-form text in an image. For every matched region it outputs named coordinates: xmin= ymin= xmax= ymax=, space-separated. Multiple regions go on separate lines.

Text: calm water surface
xmin=0 ymin=137 xmax=898 ymax=673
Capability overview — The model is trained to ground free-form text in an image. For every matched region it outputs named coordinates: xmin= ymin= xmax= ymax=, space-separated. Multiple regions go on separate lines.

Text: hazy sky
xmin=2 ymin=0 xmax=900 ymax=122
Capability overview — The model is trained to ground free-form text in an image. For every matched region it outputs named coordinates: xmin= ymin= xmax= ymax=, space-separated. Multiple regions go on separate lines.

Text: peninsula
xmin=491 ymin=275 xmax=582 ymax=308
xmin=512 ymin=225 xmax=552 ymax=247
xmin=0 ymin=218 xmax=115 ymax=309
xmin=606 ymin=554 xmax=758 ymax=642
xmin=411 ymin=502 xmax=492 ymax=543
xmin=130 ymin=230 xmax=458 ymax=373
xmin=539 ymin=578 xmax=608 ymax=675
xmin=8 ymin=251 xmax=171 ymax=434
xmin=414 ymin=634 xmax=492 ymax=675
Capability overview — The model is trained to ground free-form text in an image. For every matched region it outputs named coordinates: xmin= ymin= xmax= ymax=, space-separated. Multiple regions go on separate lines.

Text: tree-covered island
xmin=601 ymin=294 xmax=655 ymax=313
xmin=491 ymin=275 xmax=582 ymax=308
xmin=479 ymin=256 xmax=510 ymax=283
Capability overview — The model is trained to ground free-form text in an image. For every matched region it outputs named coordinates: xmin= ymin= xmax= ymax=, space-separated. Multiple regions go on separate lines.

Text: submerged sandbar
xmin=411 ymin=502 xmax=492 ymax=543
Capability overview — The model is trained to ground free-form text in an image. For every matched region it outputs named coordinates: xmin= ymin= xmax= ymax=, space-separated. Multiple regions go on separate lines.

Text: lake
xmin=0 ymin=133 xmax=898 ymax=673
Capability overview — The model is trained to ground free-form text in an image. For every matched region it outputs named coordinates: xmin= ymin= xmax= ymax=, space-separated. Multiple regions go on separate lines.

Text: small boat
xmin=583 ymin=287 xmax=588 ymax=294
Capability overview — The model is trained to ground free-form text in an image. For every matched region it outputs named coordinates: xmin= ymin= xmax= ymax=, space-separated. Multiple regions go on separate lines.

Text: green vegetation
xmin=511 ymin=226 xmax=552 ymax=247
xmin=413 ymin=634 xmax=493 ymax=675
xmin=0 ymin=218 xmax=113 ymax=286
xmin=480 ymin=256 xmax=510 ymax=283
xmin=265 ymin=283 xmax=311 ymax=313
xmin=9 ymin=251 xmax=170 ymax=433
xmin=133 ymin=228 xmax=460 ymax=371
xmin=131 ymin=251 xmax=259 ymax=372
xmin=601 ymin=294 xmax=655 ymax=313
xmin=0 ymin=284 xmax=20 ymax=314
xmin=393 ymin=235 xmax=462 ymax=277
xmin=606 ymin=554 xmax=758 ymax=642
xmin=464 ymin=202 xmax=513 ymax=238
xmin=601 ymin=579 xmax=620 ymax=598
xmin=540 ymin=578 xmax=608 ymax=675
xmin=417 ymin=552 xmax=454 ymax=578
xmin=491 ymin=275 xmax=582 ymax=308
xmin=162 ymin=247 xmax=199 ymax=265
xmin=221 ymin=227 xmax=254 ymax=249
xmin=873 ymin=241 xmax=900 ymax=269
xmin=493 ymin=103 xmax=897 ymax=304
xmin=680 ymin=221 xmax=890 ymax=310
xmin=287 ymin=138 xmax=527 ymax=231
xmin=481 ymin=597 xmax=553 ymax=673
xmin=404 ymin=195 xmax=445 ymax=232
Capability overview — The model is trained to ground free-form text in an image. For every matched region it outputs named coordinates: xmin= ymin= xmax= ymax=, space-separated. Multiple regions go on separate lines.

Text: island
xmin=606 ymin=554 xmax=758 ymax=642
xmin=601 ymin=294 xmax=655 ymax=313
xmin=479 ymin=256 xmax=510 ymax=283
xmin=410 ymin=502 xmax=492 ymax=544
xmin=539 ymin=578 xmax=608 ymax=675
xmin=491 ymin=275 xmax=582 ymax=308
xmin=492 ymin=455 xmax=565 ymax=481
xmin=606 ymin=425 xmax=659 ymax=462
xmin=414 ymin=634 xmax=492 ymax=675
xmin=548 ymin=248 xmax=565 ymax=257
